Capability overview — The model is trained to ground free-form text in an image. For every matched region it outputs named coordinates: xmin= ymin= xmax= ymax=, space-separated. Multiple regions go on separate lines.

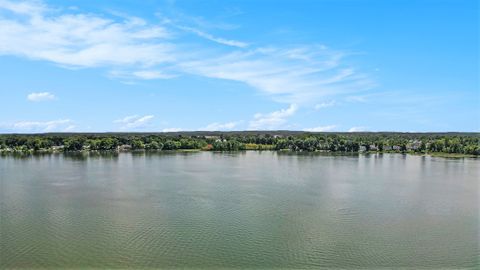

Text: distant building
xmin=408 ymin=140 xmax=422 ymax=150
xmin=383 ymin=145 xmax=392 ymax=151
xmin=392 ymin=145 xmax=401 ymax=151
xmin=359 ymin=145 xmax=367 ymax=152
xmin=52 ymin=145 xmax=64 ymax=151
xmin=118 ymin=144 xmax=132 ymax=151
xmin=369 ymin=144 xmax=378 ymax=151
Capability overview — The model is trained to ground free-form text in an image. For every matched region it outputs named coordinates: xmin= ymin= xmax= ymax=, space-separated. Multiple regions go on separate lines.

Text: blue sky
xmin=0 ymin=0 xmax=478 ymax=133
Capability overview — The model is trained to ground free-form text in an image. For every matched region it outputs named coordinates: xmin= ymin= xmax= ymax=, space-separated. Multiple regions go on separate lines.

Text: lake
xmin=0 ymin=152 xmax=478 ymax=269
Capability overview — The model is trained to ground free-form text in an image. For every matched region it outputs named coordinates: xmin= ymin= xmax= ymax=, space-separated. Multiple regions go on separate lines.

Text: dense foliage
xmin=0 ymin=132 xmax=478 ymax=155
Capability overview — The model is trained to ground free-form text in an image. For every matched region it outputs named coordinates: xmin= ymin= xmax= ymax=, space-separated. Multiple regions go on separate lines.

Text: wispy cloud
xmin=348 ymin=126 xmax=368 ymax=132
xmin=2 ymin=119 xmax=73 ymax=132
xmin=314 ymin=100 xmax=336 ymax=110
xmin=346 ymin=95 xmax=368 ymax=103
xmin=27 ymin=91 xmax=56 ymax=101
xmin=303 ymin=125 xmax=337 ymax=132
xmin=0 ymin=0 xmax=173 ymax=68
xmin=199 ymin=121 xmax=240 ymax=131
xmin=0 ymin=0 xmax=46 ymax=14
xmin=177 ymin=25 xmax=248 ymax=48
xmin=162 ymin=127 xmax=182 ymax=132
xmin=132 ymin=70 xmax=177 ymax=79
xmin=248 ymin=104 xmax=297 ymax=130
xmin=108 ymin=69 xmax=176 ymax=82
xmin=0 ymin=0 xmax=374 ymax=106
xmin=114 ymin=115 xmax=154 ymax=130
xmin=63 ymin=125 xmax=76 ymax=132
xmin=181 ymin=47 xmax=373 ymax=104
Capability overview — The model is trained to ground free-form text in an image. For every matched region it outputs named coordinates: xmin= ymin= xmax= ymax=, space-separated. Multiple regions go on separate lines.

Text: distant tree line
xmin=0 ymin=132 xmax=478 ymax=155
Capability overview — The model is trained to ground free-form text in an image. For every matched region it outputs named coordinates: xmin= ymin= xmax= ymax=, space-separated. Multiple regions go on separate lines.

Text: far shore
xmin=2 ymin=132 xmax=478 ymax=158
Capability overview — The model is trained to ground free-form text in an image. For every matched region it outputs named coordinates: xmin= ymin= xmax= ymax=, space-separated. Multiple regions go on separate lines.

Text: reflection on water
xmin=0 ymin=152 xmax=478 ymax=269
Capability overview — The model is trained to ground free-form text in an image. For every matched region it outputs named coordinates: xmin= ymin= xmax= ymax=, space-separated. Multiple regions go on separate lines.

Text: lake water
xmin=0 ymin=152 xmax=478 ymax=269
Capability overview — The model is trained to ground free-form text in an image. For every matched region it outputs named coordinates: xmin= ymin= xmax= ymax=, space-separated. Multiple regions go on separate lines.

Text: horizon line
xmin=1 ymin=131 xmax=479 ymax=135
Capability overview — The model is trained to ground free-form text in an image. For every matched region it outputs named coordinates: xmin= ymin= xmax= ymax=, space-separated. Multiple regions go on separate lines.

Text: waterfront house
xmin=118 ymin=144 xmax=132 ymax=151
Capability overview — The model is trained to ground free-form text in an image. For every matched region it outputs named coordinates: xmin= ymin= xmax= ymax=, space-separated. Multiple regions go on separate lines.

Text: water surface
xmin=0 ymin=152 xmax=478 ymax=269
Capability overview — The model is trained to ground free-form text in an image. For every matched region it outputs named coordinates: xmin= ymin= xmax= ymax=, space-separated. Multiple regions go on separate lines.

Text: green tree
xmin=131 ymin=140 xmax=145 ymax=150
xmin=145 ymin=141 xmax=163 ymax=150
xmin=64 ymin=137 xmax=85 ymax=151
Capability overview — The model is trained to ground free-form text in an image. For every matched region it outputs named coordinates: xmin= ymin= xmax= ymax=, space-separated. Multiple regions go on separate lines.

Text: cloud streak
xmin=27 ymin=92 xmax=56 ymax=101
xmin=304 ymin=125 xmax=337 ymax=132
xmin=114 ymin=115 xmax=154 ymax=130
xmin=199 ymin=121 xmax=239 ymax=131
xmin=348 ymin=126 xmax=368 ymax=132
xmin=1 ymin=119 xmax=73 ymax=132
xmin=162 ymin=127 xmax=182 ymax=132
xmin=178 ymin=25 xmax=249 ymax=48
xmin=181 ymin=47 xmax=373 ymax=104
xmin=314 ymin=100 xmax=336 ymax=110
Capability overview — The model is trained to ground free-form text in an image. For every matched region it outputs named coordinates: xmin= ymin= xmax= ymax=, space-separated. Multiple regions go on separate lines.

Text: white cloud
xmin=63 ymin=125 xmax=76 ymax=132
xmin=178 ymin=25 xmax=249 ymax=48
xmin=8 ymin=119 xmax=73 ymax=132
xmin=132 ymin=70 xmax=176 ymax=79
xmin=0 ymin=0 xmax=173 ymax=68
xmin=181 ymin=47 xmax=373 ymax=104
xmin=348 ymin=126 xmax=368 ymax=132
xmin=346 ymin=95 xmax=368 ymax=103
xmin=162 ymin=127 xmax=182 ymax=132
xmin=303 ymin=125 xmax=337 ymax=132
xmin=114 ymin=114 xmax=154 ymax=130
xmin=0 ymin=0 xmax=374 ymax=105
xmin=199 ymin=121 xmax=239 ymax=131
xmin=27 ymin=92 xmax=56 ymax=101
xmin=314 ymin=100 xmax=336 ymax=110
xmin=248 ymin=104 xmax=297 ymax=130
xmin=0 ymin=0 xmax=46 ymax=14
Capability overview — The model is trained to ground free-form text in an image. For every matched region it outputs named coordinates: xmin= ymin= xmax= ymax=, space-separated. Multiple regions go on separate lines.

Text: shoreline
xmin=1 ymin=149 xmax=477 ymax=158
